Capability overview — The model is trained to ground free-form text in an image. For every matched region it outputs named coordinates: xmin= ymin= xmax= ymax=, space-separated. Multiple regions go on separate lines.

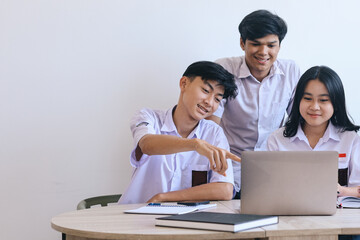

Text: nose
xmin=258 ymin=45 xmax=268 ymax=55
xmin=310 ymin=101 xmax=320 ymax=110
xmin=204 ymin=95 xmax=214 ymax=107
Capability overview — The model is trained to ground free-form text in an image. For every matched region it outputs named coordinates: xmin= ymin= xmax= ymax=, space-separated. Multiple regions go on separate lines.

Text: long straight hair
xmin=284 ymin=66 xmax=359 ymax=137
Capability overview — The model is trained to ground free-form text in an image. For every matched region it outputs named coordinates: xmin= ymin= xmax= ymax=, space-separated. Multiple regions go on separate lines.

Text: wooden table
xmin=51 ymin=200 xmax=360 ymax=240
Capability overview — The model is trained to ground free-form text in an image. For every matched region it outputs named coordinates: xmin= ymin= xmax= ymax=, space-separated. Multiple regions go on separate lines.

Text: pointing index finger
xmin=226 ymin=152 xmax=241 ymax=162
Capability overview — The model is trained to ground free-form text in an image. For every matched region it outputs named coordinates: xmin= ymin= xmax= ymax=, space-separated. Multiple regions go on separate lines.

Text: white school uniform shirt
xmin=119 ymin=107 xmax=234 ymax=204
xmin=267 ymin=123 xmax=360 ymax=187
xmin=214 ymin=56 xmax=300 ymax=192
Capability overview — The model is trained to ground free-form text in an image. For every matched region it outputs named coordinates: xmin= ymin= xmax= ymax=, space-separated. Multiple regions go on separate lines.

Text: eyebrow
xmin=205 ymin=81 xmax=224 ymax=97
xmin=303 ymin=92 xmax=330 ymax=97
xmin=251 ymin=39 xmax=278 ymax=44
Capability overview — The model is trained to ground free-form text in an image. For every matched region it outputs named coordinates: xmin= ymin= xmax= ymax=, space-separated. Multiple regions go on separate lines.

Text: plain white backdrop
xmin=1 ymin=0 xmax=360 ymax=239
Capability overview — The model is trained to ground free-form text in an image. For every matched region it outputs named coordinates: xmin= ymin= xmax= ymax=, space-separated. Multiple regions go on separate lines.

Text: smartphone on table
xmin=177 ymin=200 xmax=210 ymax=206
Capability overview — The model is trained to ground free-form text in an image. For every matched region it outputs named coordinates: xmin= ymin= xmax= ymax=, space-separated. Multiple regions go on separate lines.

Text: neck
xmin=252 ymin=70 xmax=268 ymax=82
xmin=245 ymin=59 xmax=272 ymax=82
xmin=302 ymin=122 xmax=329 ymax=148
xmin=172 ymin=105 xmax=199 ymax=138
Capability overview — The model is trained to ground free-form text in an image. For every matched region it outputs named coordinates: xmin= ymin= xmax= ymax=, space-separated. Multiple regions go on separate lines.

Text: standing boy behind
xmin=119 ymin=61 xmax=240 ymax=204
xmin=208 ymin=10 xmax=301 ymax=197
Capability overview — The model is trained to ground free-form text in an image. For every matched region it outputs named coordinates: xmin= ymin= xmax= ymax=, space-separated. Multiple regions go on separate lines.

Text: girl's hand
xmin=337 ymin=183 xmax=360 ymax=198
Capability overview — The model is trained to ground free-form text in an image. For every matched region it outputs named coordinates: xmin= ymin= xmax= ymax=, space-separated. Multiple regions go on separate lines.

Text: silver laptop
xmin=241 ymin=151 xmax=338 ymax=215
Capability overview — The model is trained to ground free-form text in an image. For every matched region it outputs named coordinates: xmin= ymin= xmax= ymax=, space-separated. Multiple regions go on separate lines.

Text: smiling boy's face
xmin=241 ymin=34 xmax=280 ymax=82
xmin=180 ymin=76 xmax=224 ymax=121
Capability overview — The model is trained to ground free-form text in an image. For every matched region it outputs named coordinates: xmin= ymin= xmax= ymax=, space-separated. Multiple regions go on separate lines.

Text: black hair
xmin=284 ymin=66 xmax=359 ymax=137
xmin=182 ymin=61 xmax=238 ymax=100
xmin=239 ymin=10 xmax=287 ymax=44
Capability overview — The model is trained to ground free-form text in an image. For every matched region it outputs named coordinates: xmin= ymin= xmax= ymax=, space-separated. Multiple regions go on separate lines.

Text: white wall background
xmin=1 ymin=0 xmax=359 ymax=239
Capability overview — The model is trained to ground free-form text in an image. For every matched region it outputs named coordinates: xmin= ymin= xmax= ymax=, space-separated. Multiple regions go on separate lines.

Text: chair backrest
xmin=77 ymin=194 xmax=122 ymax=210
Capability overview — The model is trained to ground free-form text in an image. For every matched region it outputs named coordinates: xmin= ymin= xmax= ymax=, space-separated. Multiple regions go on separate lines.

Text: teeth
xmin=197 ymin=104 xmax=208 ymax=113
xmin=256 ymin=57 xmax=268 ymax=63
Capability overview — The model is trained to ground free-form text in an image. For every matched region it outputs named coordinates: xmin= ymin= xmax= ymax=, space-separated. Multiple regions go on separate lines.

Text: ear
xmin=240 ymin=38 xmax=245 ymax=51
xmin=179 ymin=76 xmax=188 ymax=91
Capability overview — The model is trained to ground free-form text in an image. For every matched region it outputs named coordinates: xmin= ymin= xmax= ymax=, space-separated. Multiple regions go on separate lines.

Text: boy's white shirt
xmin=119 ymin=107 xmax=234 ymax=204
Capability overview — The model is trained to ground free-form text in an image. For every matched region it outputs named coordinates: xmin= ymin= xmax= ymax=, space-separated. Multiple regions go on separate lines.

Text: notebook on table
xmin=155 ymin=212 xmax=278 ymax=232
xmin=124 ymin=203 xmax=217 ymax=215
xmin=241 ymin=151 xmax=338 ymax=215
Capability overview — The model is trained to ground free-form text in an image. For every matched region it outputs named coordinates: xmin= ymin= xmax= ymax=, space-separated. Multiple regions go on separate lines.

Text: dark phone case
xmin=177 ymin=201 xmax=210 ymax=206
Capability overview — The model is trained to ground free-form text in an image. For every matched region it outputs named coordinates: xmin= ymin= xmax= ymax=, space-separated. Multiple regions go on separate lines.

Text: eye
xmin=251 ymin=43 xmax=260 ymax=46
xmin=268 ymin=44 xmax=275 ymax=48
xmin=215 ymin=97 xmax=221 ymax=103
xmin=202 ymin=88 xmax=209 ymax=93
xmin=320 ymin=98 xmax=329 ymax=102
xmin=303 ymin=97 xmax=312 ymax=101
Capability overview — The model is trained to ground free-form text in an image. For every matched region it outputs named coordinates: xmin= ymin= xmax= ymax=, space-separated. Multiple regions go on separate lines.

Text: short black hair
xmin=182 ymin=61 xmax=238 ymax=100
xmin=239 ymin=10 xmax=287 ymax=44
xmin=284 ymin=66 xmax=359 ymax=137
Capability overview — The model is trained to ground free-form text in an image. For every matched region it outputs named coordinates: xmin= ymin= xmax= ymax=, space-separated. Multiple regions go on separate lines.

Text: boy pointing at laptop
xmin=119 ymin=61 xmax=241 ymax=204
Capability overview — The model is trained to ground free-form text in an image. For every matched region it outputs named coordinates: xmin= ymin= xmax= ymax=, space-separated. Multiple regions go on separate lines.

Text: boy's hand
xmin=147 ymin=193 xmax=163 ymax=203
xmin=193 ymin=139 xmax=241 ymax=176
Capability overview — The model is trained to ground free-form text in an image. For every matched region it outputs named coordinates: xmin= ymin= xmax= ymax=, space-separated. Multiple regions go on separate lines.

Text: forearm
xmin=139 ymin=134 xmax=197 ymax=155
xmin=338 ymin=185 xmax=360 ymax=198
xmin=147 ymin=182 xmax=234 ymax=203
xmin=138 ymin=134 xmax=240 ymax=175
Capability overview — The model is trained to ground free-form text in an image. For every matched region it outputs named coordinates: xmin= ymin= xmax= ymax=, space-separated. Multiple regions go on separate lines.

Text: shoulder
xmin=269 ymin=127 xmax=286 ymax=139
xmin=274 ymin=58 xmax=301 ymax=87
xmin=268 ymin=127 xmax=288 ymax=144
xmin=199 ymin=119 xmax=224 ymax=133
xmin=215 ymin=56 xmax=244 ymax=72
xmin=131 ymin=108 xmax=169 ymax=127
xmin=276 ymin=58 xmax=299 ymax=68
xmin=133 ymin=108 xmax=166 ymax=119
xmin=198 ymin=119 xmax=228 ymax=145
xmin=276 ymin=59 xmax=300 ymax=75
xmin=338 ymin=129 xmax=360 ymax=144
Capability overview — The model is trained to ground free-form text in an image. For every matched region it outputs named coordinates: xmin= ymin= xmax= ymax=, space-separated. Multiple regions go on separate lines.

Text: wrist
xmin=337 ymin=185 xmax=346 ymax=197
xmin=191 ymin=138 xmax=200 ymax=151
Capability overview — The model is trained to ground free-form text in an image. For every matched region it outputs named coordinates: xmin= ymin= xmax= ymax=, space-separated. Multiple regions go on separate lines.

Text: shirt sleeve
xmin=348 ymin=133 xmax=360 ymax=187
xmin=129 ymin=108 xmax=157 ymax=167
xmin=212 ymin=57 xmax=234 ymax=118
xmin=212 ymin=99 xmax=225 ymax=118
xmin=286 ymin=62 xmax=301 ymax=115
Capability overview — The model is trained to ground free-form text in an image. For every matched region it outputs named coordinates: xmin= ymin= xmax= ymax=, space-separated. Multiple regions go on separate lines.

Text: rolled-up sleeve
xmin=129 ymin=108 xmax=156 ymax=167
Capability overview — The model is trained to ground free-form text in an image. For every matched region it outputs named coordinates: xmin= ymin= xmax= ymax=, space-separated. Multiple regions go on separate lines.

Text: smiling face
xmin=300 ymin=79 xmax=334 ymax=133
xmin=241 ymin=34 xmax=280 ymax=82
xmin=179 ymin=76 xmax=225 ymax=122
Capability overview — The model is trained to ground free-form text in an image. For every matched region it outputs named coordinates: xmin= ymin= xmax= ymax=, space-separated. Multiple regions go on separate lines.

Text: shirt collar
xmin=289 ymin=122 xmax=341 ymax=142
xmin=324 ymin=122 xmax=341 ymax=142
xmin=160 ymin=105 xmax=200 ymax=139
xmin=160 ymin=106 xmax=178 ymax=134
xmin=289 ymin=125 xmax=307 ymax=142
